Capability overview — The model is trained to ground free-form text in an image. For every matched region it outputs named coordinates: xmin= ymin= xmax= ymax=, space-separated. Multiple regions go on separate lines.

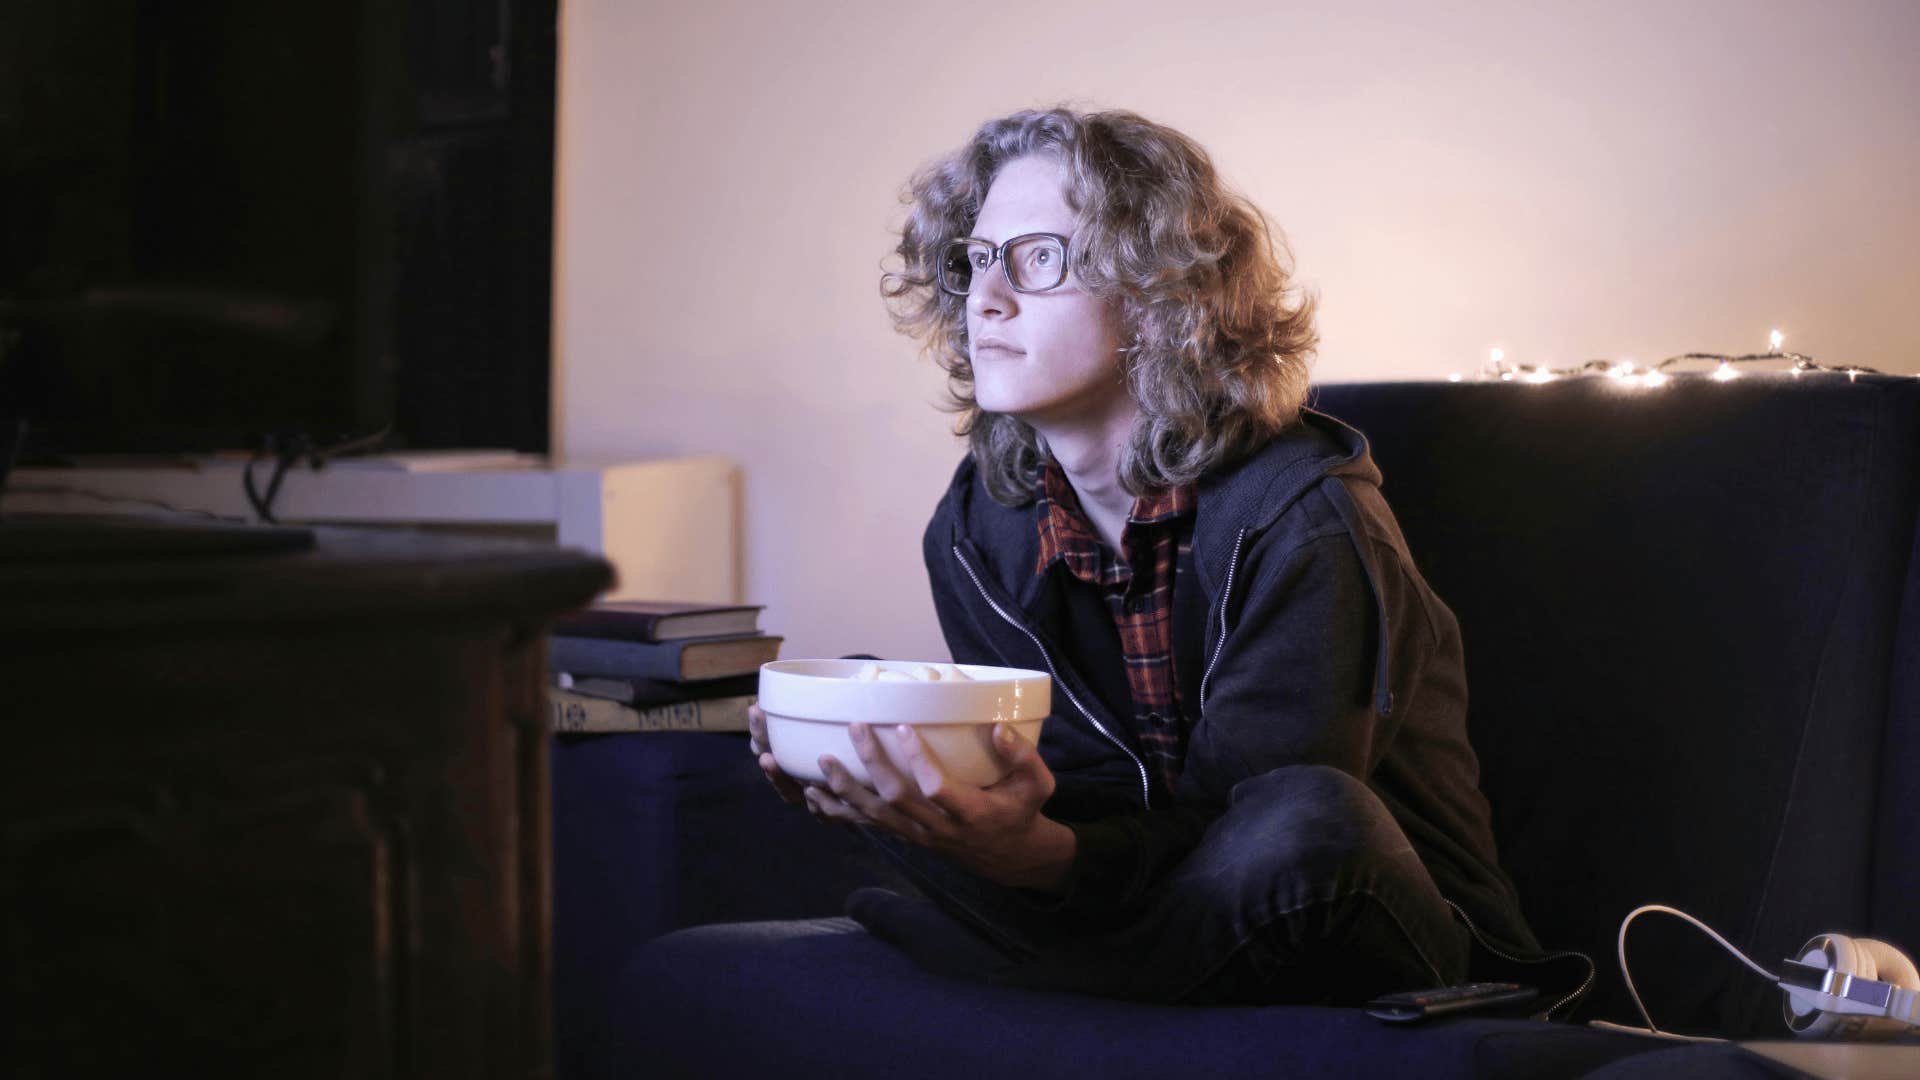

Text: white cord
xmin=1614 ymin=904 xmax=1781 ymax=1041
xmin=1585 ymin=1019 xmax=1723 ymax=1043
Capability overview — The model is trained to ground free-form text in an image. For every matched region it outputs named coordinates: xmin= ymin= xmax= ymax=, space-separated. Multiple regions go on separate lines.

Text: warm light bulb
xmin=1711 ymin=362 xmax=1740 ymax=382
xmin=1769 ymin=329 xmax=1784 ymax=352
xmin=1523 ymin=367 xmax=1558 ymax=384
xmin=1608 ymin=362 xmax=1634 ymax=379
xmin=1448 ymin=372 xmax=1464 ymax=383
xmin=1643 ymin=370 xmax=1669 ymax=388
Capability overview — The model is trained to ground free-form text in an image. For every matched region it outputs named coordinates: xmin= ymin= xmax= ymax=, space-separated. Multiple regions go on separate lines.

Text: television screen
xmin=1 ymin=0 xmax=395 ymax=458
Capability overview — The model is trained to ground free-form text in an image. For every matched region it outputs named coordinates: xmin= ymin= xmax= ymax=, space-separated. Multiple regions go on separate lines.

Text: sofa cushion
xmin=609 ymin=919 xmax=1689 ymax=1080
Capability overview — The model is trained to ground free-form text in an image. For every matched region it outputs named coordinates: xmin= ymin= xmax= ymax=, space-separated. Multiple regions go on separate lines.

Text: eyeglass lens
xmin=939 ymin=235 xmax=1067 ymax=295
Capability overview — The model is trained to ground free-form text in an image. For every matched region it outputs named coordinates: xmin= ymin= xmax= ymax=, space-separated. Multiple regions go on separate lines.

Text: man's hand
xmin=746 ymin=703 xmax=806 ymax=806
xmin=806 ymin=721 xmax=1077 ymax=894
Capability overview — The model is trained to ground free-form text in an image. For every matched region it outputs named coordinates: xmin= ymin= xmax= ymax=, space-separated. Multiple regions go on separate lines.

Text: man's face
xmin=965 ymin=156 xmax=1129 ymax=429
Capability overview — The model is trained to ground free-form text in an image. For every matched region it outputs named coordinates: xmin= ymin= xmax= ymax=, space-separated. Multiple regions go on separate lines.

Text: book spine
xmin=549 ymin=636 xmax=684 ymax=680
xmin=546 ymin=690 xmax=749 ymax=733
xmin=551 ymin=611 xmax=672 ymax=643
xmin=566 ymin=672 xmax=761 ymax=706
xmin=552 ymin=605 xmax=764 ymax=643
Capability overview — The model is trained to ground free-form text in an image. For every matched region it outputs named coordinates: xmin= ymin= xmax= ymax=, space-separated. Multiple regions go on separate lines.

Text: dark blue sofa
xmin=555 ymin=375 xmax=1920 ymax=1077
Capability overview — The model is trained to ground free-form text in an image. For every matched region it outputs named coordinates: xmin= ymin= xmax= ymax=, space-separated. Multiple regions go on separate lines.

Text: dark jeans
xmin=855 ymin=763 xmax=1473 ymax=1006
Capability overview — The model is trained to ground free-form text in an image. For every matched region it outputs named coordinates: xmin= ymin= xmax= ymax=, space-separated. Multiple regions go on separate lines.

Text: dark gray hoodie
xmin=921 ymin=408 xmax=1542 ymax=958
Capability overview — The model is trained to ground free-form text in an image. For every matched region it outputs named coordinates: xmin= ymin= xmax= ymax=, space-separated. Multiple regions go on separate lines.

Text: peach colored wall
xmin=553 ymin=0 xmax=1920 ymax=662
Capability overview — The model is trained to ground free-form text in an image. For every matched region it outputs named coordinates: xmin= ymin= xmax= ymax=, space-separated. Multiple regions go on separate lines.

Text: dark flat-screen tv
xmin=1 ymin=0 xmax=554 ymax=461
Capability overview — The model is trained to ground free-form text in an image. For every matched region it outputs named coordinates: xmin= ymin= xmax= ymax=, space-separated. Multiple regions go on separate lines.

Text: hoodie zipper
xmin=953 ymin=544 xmax=1153 ymax=810
xmin=1198 ymin=528 xmax=1248 ymax=706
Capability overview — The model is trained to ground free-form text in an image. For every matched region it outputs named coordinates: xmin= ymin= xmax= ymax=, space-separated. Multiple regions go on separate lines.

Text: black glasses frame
xmin=936 ymin=232 xmax=1073 ymax=296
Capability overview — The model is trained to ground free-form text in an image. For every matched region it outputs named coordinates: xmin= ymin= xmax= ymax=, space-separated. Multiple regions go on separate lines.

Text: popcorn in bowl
xmin=850 ymin=662 xmax=971 ymax=683
xmin=757 ymin=659 xmax=1051 ymax=787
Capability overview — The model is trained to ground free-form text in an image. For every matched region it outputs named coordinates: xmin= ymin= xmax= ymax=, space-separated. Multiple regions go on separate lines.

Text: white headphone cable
xmin=1598 ymin=904 xmax=1782 ymax=1042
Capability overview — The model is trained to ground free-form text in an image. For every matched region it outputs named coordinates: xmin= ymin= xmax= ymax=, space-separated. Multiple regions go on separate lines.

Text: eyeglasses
xmin=937 ymin=233 xmax=1072 ymax=296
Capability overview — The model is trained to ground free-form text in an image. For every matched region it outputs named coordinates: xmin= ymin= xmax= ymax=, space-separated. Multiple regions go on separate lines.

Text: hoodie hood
xmin=936 ymin=407 xmax=1382 ymax=608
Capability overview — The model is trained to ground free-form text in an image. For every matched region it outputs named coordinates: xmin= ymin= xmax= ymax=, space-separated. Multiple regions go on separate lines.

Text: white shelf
xmin=7 ymin=456 xmax=739 ymax=604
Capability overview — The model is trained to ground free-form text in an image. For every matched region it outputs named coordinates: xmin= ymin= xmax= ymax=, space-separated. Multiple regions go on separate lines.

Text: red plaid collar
xmin=1035 ymin=461 xmax=1196 ymax=577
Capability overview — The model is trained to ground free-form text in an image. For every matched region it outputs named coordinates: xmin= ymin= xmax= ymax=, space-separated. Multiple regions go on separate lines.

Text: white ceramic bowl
xmin=757 ymin=659 xmax=1052 ymax=787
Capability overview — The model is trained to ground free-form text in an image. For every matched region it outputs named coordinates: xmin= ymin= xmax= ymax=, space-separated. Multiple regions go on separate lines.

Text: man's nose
xmin=967 ymin=262 xmax=1016 ymax=318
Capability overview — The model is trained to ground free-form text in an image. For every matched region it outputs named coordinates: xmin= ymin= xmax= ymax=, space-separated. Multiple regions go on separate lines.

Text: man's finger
xmin=747 ymin=705 xmax=770 ymax=755
xmin=993 ymin=723 xmax=1034 ymax=766
xmin=804 ymin=784 xmax=862 ymax=825
xmin=819 ymin=754 xmax=894 ymax=818
xmin=848 ymin=723 xmax=900 ymax=788
xmin=986 ymin=724 xmax=1050 ymax=796
xmin=759 ymin=752 xmax=805 ymax=805
xmin=851 ymin=724 xmax=949 ymax=827
xmin=819 ymin=754 xmax=928 ymax=839
xmin=894 ymin=725 xmax=970 ymax=816
xmin=806 ymin=782 xmax=881 ymax=827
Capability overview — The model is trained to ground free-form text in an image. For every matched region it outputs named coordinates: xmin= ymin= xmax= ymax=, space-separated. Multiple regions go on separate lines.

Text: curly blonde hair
xmin=882 ymin=107 xmax=1318 ymax=507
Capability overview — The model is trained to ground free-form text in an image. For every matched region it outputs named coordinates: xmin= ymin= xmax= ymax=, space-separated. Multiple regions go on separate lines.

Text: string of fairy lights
xmin=1447 ymin=330 xmax=1891 ymax=388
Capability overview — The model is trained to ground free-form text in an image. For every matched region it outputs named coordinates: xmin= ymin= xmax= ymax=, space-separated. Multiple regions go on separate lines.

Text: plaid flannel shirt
xmin=1034 ymin=461 xmax=1198 ymax=792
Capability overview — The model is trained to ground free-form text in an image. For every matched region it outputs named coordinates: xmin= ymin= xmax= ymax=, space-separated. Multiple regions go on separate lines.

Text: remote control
xmin=1364 ymin=981 xmax=1539 ymax=1023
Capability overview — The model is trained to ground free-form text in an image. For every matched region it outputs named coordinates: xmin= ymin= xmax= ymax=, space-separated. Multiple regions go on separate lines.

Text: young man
xmin=746 ymin=108 xmax=1547 ymax=1005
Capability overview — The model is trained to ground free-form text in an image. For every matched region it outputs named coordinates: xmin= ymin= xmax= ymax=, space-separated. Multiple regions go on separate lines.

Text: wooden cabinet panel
xmin=0 ymin=523 xmax=609 ymax=1078
xmin=6 ymin=779 xmax=396 ymax=1075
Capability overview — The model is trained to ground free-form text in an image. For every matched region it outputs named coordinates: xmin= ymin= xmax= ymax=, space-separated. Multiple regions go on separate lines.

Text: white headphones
xmin=1779 ymin=931 xmax=1920 ymax=1041
xmin=1612 ymin=906 xmax=1920 ymax=1043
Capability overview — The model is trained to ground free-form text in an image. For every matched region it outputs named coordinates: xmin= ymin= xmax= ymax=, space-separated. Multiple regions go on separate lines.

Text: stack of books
xmin=545 ymin=600 xmax=781 ymax=733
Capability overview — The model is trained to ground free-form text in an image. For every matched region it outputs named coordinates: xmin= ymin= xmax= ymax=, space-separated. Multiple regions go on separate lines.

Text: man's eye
xmin=969 ymin=251 xmax=991 ymax=270
xmin=1030 ymin=247 xmax=1054 ymax=267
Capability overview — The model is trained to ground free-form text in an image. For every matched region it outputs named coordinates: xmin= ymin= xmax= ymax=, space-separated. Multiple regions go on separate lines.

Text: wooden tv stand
xmin=0 ymin=519 xmax=612 ymax=1077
